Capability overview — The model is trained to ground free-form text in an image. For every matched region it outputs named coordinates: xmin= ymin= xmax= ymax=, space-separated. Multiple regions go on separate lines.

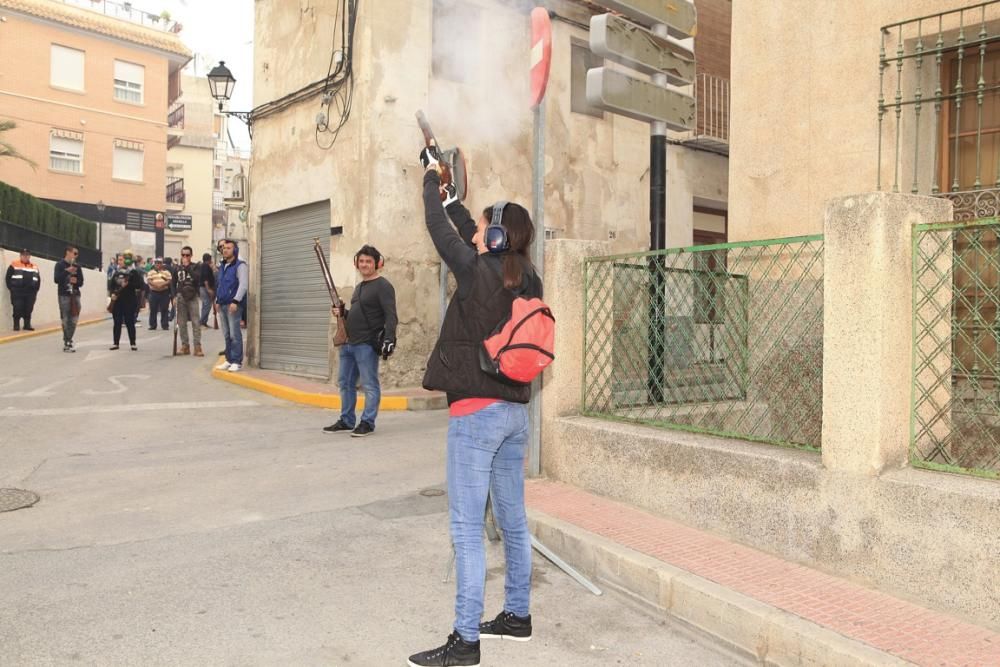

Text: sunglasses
xmin=181 ymin=253 xmax=192 ymax=257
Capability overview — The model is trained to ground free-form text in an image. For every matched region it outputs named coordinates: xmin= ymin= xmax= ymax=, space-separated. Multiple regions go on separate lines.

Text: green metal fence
xmin=582 ymin=236 xmax=824 ymax=450
xmin=912 ymin=219 xmax=1000 ymax=478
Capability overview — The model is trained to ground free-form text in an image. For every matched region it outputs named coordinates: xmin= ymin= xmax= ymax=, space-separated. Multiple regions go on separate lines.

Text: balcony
xmin=58 ymin=0 xmax=182 ymax=33
xmin=166 ymin=177 xmax=185 ymax=209
xmin=683 ymin=74 xmax=730 ymax=156
xmin=167 ymin=104 xmax=185 ymax=130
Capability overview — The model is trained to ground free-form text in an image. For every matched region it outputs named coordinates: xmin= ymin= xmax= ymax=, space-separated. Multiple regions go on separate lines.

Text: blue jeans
xmin=448 ymin=401 xmax=531 ymax=642
xmin=218 ymin=304 xmax=243 ymax=364
xmin=337 ymin=343 xmax=381 ymax=427
xmin=199 ymin=287 xmax=213 ymax=326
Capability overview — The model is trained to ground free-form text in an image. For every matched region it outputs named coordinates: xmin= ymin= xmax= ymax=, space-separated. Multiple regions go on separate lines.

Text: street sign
xmin=597 ymin=0 xmax=697 ymax=39
xmin=166 ymin=214 xmax=192 ymax=232
xmin=586 ymin=67 xmax=694 ymax=130
xmin=529 ymin=7 xmax=552 ymax=107
xmin=590 ymin=14 xmax=694 ymax=84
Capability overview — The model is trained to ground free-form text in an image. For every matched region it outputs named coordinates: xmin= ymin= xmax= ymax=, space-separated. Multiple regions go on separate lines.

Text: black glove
xmin=380 ymin=339 xmax=396 ymax=360
xmin=441 ymin=182 xmax=459 ymax=206
xmin=419 ymin=145 xmax=442 ymax=171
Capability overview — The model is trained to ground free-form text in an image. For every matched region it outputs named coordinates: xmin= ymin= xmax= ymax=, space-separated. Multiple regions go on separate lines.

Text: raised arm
xmin=423 ymin=169 xmax=476 ymax=279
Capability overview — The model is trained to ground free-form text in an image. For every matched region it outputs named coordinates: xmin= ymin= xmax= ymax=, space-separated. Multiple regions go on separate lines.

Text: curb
xmin=527 ymin=511 xmax=914 ymax=667
xmin=210 ymin=361 xmax=447 ymax=411
xmin=0 ymin=316 xmax=108 ymax=345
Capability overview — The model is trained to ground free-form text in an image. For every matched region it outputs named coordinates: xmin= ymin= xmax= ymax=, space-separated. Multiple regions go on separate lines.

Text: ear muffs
xmin=486 ymin=201 xmax=510 ymax=254
xmin=354 ymin=247 xmax=385 ymax=270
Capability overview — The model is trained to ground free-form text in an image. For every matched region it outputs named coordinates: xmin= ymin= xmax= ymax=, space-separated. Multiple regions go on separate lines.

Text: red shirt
xmin=450 ymin=398 xmax=500 ymax=417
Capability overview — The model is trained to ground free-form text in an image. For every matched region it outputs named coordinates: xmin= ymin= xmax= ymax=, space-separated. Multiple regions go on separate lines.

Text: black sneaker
xmin=351 ymin=421 xmax=374 ymax=437
xmin=407 ymin=631 xmax=480 ymax=667
xmin=109 ymin=345 xmax=120 ymax=350
xmin=322 ymin=419 xmax=352 ymax=433
xmin=63 ymin=342 xmax=76 ymax=353
xmin=479 ymin=610 xmax=532 ymax=641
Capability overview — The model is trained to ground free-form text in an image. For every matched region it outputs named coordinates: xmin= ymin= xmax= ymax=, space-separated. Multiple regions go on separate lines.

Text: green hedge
xmin=0 ymin=180 xmax=97 ymax=248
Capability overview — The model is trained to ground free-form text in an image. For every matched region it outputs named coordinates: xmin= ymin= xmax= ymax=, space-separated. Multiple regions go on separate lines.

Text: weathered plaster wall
xmin=729 ymin=0 xmax=983 ymax=241
xmin=250 ymin=0 xmax=728 ymax=386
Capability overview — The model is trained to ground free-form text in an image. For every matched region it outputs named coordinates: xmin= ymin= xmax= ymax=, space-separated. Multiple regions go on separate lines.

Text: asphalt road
xmin=0 ymin=320 xmax=742 ymax=666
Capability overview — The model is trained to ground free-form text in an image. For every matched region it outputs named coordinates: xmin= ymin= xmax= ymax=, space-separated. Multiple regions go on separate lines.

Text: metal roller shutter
xmin=260 ymin=200 xmax=331 ymax=378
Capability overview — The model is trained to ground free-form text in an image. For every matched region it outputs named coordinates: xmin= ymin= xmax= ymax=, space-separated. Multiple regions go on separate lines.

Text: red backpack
xmin=480 ymin=296 xmax=555 ymax=385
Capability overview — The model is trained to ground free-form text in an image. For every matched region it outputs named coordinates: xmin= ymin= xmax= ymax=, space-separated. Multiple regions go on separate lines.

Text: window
xmin=51 ymin=44 xmax=84 ymax=91
xmin=49 ymin=130 xmax=83 ymax=173
xmin=113 ymin=139 xmax=144 ymax=181
xmin=114 ymin=60 xmax=144 ymax=104
xmin=431 ymin=0 xmax=479 ymax=82
xmin=214 ymin=165 xmax=223 ymax=190
xmin=571 ymin=41 xmax=603 ymax=118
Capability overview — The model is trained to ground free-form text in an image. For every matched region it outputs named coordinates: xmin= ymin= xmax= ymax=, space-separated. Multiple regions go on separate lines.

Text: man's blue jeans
xmin=337 ymin=343 xmax=381 ymax=427
xmin=447 ymin=401 xmax=531 ymax=642
xmin=218 ymin=304 xmax=243 ymax=364
xmin=199 ymin=287 xmax=213 ymax=326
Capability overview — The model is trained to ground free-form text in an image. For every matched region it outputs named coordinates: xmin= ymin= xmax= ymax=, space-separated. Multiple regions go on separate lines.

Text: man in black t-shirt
xmin=199 ymin=253 xmax=216 ymax=327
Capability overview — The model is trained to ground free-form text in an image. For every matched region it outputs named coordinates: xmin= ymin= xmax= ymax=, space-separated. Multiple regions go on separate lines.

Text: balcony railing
xmin=684 ymin=74 xmax=729 ymax=156
xmin=167 ymin=104 xmax=185 ymax=129
xmin=59 ymin=0 xmax=182 ymax=33
xmin=877 ymin=1 xmax=1000 ymax=219
xmin=167 ymin=134 xmax=181 ymax=150
xmin=166 ymin=178 xmax=185 ymax=205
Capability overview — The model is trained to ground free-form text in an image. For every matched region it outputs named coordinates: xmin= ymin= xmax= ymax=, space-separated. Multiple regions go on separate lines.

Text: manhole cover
xmin=0 ymin=488 xmax=40 ymax=513
xmin=419 ymin=488 xmax=446 ymax=497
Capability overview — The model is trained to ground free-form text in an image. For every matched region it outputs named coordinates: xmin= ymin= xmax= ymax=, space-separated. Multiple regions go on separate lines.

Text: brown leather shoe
xmin=180 ymin=345 xmax=191 ymax=355
xmin=193 ymin=345 xmax=204 ymax=357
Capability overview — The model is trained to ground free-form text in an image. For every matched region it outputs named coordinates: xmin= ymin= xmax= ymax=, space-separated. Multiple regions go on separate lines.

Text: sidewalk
xmin=210 ymin=360 xmax=446 ymax=411
xmin=525 ymin=479 xmax=1000 ymax=667
xmin=0 ymin=315 xmax=107 ymax=344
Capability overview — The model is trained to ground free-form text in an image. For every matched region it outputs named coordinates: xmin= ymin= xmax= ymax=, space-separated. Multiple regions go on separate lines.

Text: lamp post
xmin=207 ymin=61 xmax=253 ymax=135
xmin=96 ymin=199 xmax=105 ymax=264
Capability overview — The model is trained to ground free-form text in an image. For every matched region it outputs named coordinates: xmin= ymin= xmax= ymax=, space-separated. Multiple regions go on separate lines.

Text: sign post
xmin=586 ymin=1 xmax=697 ymax=403
xmin=528 ymin=6 xmax=552 ymax=479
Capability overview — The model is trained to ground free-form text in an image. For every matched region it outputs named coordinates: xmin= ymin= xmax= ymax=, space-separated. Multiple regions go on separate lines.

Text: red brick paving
xmin=525 ymin=479 xmax=1000 ymax=667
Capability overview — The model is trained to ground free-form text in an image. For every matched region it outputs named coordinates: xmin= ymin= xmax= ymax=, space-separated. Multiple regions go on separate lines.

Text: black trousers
xmin=112 ymin=301 xmax=137 ymax=345
xmin=148 ymin=290 xmax=170 ymax=329
xmin=11 ymin=292 xmax=36 ymax=326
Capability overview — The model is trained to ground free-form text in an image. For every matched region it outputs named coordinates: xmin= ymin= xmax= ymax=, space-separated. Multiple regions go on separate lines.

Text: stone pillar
xmin=822 ymin=193 xmax=952 ymax=475
xmin=540 ymin=239 xmax=611 ymax=472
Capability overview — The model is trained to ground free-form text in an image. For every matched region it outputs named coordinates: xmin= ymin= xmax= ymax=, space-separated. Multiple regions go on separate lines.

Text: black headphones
xmin=485 ymin=201 xmax=510 ymax=254
xmin=354 ymin=245 xmax=385 ymax=269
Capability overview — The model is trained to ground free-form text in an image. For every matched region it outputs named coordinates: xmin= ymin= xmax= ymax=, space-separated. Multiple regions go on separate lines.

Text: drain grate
xmin=0 ymin=488 xmax=40 ymax=513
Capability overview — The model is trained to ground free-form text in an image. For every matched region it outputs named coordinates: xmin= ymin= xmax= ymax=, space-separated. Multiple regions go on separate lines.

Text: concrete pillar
xmin=821 ymin=193 xmax=952 ymax=475
xmin=540 ymin=239 xmax=611 ymax=471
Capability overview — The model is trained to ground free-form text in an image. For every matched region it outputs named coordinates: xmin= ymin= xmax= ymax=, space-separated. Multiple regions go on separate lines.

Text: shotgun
xmin=415 ymin=110 xmax=467 ymax=202
xmin=313 ymin=238 xmax=348 ymax=346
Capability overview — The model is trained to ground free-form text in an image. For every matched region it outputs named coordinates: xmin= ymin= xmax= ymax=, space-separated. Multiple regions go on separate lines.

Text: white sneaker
xmin=227 ymin=363 xmax=242 ymax=372
xmin=215 ymin=361 xmax=231 ymax=370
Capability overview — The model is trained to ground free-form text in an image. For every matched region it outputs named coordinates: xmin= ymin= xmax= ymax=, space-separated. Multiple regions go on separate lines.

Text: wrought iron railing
xmin=696 ymin=73 xmax=729 ymax=144
xmin=167 ymin=104 xmax=185 ymax=129
xmin=878 ymin=2 xmax=1000 ymax=219
xmin=166 ymin=177 xmax=185 ymax=205
xmin=583 ymin=236 xmax=824 ymax=450
xmin=912 ymin=218 xmax=1000 ymax=477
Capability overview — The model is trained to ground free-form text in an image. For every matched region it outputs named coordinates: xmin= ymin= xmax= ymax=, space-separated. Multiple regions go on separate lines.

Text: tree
xmin=0 ymin=120 xmax=37 ymax=169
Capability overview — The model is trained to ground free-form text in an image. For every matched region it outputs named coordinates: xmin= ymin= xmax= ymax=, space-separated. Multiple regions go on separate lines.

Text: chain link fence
xmin=913 ymin=219 xmax=1000 ymax=477
xmin=583 ymin=236 xmax=824 ymax=450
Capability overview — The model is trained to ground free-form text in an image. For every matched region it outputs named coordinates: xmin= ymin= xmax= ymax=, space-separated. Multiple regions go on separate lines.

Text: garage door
xmin=260 ymin=200 xmax=331 ymax=378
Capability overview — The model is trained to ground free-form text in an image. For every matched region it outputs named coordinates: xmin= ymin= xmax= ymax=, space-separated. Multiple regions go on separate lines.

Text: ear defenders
xmin=354 ymin=245 xmax=385 ymax=269
xmin=485 ymin=201 xmax=510 ymax=254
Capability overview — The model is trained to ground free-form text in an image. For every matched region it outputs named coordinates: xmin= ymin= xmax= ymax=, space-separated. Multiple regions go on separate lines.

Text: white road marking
xmin=2 ymin=377 xmax=73 ymax=398
xmin=82 ymin=374 xmax=151 ymax=395
xmin=1 ymin=400 xmax=258 ymax=416
xmin=84 ymin=350 xmax=116 ymax=362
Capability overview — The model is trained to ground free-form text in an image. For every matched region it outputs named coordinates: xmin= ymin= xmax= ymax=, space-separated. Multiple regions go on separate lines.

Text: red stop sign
xmin=529 ymin=7 xmax=552 ymax=108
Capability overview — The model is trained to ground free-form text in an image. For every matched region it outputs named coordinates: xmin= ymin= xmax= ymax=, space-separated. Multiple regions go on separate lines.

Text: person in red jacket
xmin=5 ymin=248 xmax=41 ymax=331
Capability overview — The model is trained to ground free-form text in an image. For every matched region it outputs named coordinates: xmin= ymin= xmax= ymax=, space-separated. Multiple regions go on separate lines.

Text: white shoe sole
xmin=479 ymin=633 xmax=531 ymax=642
xmin=407 ymin=661 xmax=479 ymax=667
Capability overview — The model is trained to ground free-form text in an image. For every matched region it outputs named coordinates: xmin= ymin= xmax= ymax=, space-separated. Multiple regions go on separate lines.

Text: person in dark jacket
xmin=54 ymin=245 xmax=83 ymax=352
xmin=107 ymin=250 xmax=142 ymax=350
xmin=407 ymin=147 xmax=542 ymax=667
xmin=323 ymin=245 xmax=398 ymax=438
xmin=172 ymin=246 xmax=203 ymax=356
xmin=198 ymin=253 xmax=216 ymax=327
xmin=5 ymin=248 xmax=41 ymax=331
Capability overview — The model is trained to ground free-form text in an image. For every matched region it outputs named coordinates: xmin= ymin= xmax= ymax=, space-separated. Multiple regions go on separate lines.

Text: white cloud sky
xmin=134 ymin=0 xmax=254 ymax=150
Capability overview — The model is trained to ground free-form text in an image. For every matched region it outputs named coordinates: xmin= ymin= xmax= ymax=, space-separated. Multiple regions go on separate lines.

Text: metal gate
xmin=259 ymin=200 xmax=330 ymax=378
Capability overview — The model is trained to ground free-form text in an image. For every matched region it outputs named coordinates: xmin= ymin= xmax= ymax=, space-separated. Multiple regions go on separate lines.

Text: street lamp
xmin=207 ymin=61 xmax=253 ymax=134
xmin=96 ymin=199 xmax=105 ymax=263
